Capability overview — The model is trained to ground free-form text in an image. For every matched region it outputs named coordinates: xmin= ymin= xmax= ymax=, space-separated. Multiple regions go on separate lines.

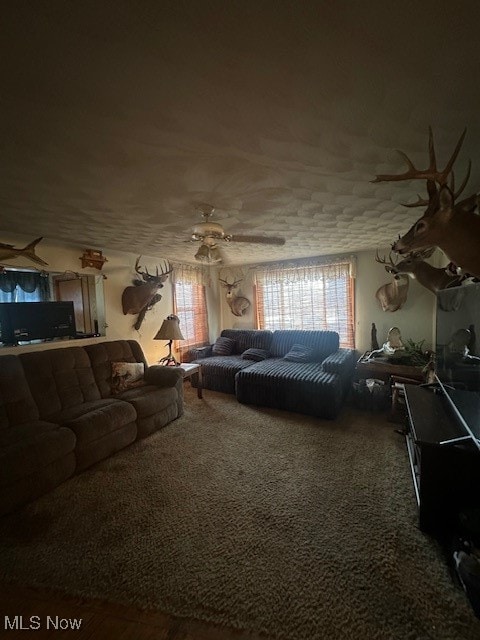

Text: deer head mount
xmin=375 ymin=249 xmax=464 ymax=294
xmin=373 ymin=127 xmax=480 ymax=279
xmin=219 ymin=277 xmax=251 ymax=317
xmin=375 ymin=272 xmax=409 ymax=312
xmin=122 ymin=257 xmax=173 ymax=331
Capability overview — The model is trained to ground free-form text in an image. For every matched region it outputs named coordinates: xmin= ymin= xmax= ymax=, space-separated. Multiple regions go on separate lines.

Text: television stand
xmin=403 ymin=385 xmax=480 ymax=538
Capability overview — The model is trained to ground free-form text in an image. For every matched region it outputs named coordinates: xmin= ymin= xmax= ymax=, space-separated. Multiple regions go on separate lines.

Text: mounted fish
xmin=0 ymin=237 xmax=48 ymax=266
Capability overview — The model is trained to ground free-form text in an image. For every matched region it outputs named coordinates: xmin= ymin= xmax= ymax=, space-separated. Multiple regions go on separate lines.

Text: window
xmin=173 ymin=266 xmax=209 ymax=360
xmin=0 ymin=270 xmax=50 ymax=303
xmin=254 ymin=258 xmax=355 ymax=348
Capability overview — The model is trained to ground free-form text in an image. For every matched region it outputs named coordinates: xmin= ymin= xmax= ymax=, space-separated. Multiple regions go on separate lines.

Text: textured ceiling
xmin=1 ymin=1 xmax=480 ymax=266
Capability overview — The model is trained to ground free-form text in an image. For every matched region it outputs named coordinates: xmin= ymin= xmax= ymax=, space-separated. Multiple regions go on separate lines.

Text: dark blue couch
xmin=190 ymin=329 xmax=356 ymax=419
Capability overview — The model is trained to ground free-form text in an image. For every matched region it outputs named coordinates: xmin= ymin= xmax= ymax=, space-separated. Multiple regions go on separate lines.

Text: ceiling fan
xmin=190 ymin=204 xmax=285 ymax=264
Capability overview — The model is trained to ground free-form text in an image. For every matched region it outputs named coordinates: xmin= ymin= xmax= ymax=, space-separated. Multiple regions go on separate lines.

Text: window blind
xmin=173 ymin=265 xmax=209 ymax=359
xmin=254 ymin=259 xmax=355 ymax=348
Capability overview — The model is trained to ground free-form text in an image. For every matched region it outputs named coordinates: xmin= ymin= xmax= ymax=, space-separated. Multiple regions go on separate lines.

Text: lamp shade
xmin=154 ymin=318 xmax=185 ymax=341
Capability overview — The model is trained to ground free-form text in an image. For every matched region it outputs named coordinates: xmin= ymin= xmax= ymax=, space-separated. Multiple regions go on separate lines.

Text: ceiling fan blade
xmin=227 ymin=234 xmax=285 ymax=246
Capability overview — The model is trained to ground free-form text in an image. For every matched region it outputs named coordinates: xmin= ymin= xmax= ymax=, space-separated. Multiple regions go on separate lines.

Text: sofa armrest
xmin=145 ymin=365 xmax=184 ymax=416
xmin=190 ymin=345 xmax=213 ymax=360
xmin=322 ymin=349 xmax=356 ymax=375
xmin=145 ymin=365 xmax=183 ymax=388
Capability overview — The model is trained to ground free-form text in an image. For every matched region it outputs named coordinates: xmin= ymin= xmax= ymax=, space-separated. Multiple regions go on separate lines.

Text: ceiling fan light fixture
xmin=194 ymin=244 xmax=222 ymax=264
xmin=188 ymin=205 xmax=285 ymax=261
xmin=191 ymin=221 xmax=225 ymax=240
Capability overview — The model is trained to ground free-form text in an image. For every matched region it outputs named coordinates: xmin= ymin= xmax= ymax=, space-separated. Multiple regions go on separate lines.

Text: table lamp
xmin=154 ymin=315 xmax=185 ymax=366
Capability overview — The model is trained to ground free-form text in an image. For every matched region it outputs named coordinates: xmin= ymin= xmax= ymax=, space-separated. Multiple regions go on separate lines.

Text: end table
xmin=178 ymin=363 xmax=203 ymax=399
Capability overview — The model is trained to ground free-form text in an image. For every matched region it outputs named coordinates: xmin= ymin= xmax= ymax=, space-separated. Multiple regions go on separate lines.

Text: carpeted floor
xmin=0 ymin=387 xmax=478 ymax=640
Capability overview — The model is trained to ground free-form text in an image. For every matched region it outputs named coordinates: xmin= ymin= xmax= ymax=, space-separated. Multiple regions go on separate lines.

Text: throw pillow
xmin=212 ymin=336 xmax=236 ymax=356
xmin=241 ymin=348 xmax=269 ymax=361
xmin=111 ymin=362 xmax=145 ymax=394
xmin=283 ymin=344 xmax=315 ymax=363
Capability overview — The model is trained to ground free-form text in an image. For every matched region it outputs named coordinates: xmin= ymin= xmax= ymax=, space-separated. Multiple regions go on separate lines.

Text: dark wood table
xmin=355 ymin=351 xmax=424 ymax=382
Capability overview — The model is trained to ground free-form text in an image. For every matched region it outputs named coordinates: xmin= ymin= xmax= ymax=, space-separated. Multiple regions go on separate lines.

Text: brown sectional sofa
xmin=0 ymin=355 xmax=76 ymax=517
xmin=86 ymin=341 xmax=182 ymax=440
xmin=0 ymin=340 xmax=183 ymax=517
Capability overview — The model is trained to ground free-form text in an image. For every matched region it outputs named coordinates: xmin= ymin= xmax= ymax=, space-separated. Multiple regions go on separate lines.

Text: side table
xmin=353 ymin=352 xmax=424 ymax=415
xmin=178 ymin=363 xmax=203 ymax=399
xmin=355 ymin=352 xmax=424 ymax=382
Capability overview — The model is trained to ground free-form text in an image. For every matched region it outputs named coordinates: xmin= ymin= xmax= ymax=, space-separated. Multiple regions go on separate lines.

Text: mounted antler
xmin=134 ymin=257 xmax=173 ymax=282
xmin=376 ymin=247 xmax=463 ymax=294
xmin=375 ymin=250 xmax=400 ymax=273
xmin=372 ymin=127 xmax=468 ymax=188
xmin=122 ymin=257 xmax=173 ymax=330
xmin=374 ymin=127 xmax=472 ymax=218
xmin=374 ymin=128 xmax=480 ymax=279
xmin=219 ymin=277 xmax=243 ymax=288
xmin=402 ymin=166 xmax=472 ymax=208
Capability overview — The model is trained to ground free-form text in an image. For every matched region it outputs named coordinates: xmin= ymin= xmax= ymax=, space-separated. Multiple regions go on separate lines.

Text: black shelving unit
xmin=404 ymin=385 xmax=480 ymax=537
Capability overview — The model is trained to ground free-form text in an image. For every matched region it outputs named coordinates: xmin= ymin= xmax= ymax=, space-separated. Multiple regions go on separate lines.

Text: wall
xmin=0 ymin=233 xmax=176 ymax=364
xmin=217 ymin=267 xmax=257 ymax=331
xmin=217 ymin=251 xmax=436 ymax=355
xmin=355 ymin=248 xmax=435 ymax=354
xmin=205 ymin=277 xmax=222 ymax=342
xmin=1 ymin=234 xmax=438 ymax=361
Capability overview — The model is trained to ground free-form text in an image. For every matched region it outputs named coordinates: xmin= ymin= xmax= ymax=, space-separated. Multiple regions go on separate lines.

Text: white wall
xmin=205 ymin=276 xmax=222 ymax=343
xmin=355 ymin=248 xmax=436 ymax=354
xmin=216 ymin=251 xmax=436 ymax=355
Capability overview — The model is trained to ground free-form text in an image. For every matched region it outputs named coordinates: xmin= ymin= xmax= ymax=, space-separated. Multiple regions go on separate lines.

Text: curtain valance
xmin=0 ymin=270 xmax=50 ymax=298
xmin=172 ymin=262 xmax=211 ymax=286
xmin=253 ymin=255 xmax=356 ymax=285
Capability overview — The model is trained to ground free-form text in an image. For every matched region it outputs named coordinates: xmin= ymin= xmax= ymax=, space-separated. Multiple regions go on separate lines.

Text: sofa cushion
xmin=220 ymin=329 xmax=273 ymax=354
xmin=270 ymin=330 xmax=339 ymax=361
xmin=195 ymin=355 xmax=255 ymax=376
xmin=0 ymin=423 xmax=76 ymax=486
xmin=212 ymin=336 xmax=236 ymax=356
xmin=193 ymin=355 xmax=257 ymax=394
xmin=242 ymin=348 xmax=270 ymax=361
xmin=19 ymin=348 xmax=102 ymax=420
xmin=0 ymin=355 xmax=40 ymax=428
xmin=235 ymin=358 xmax=343 ymax=419
xmin=84 ymin=340 xmax=147 ymax=398
xmin=116 ymin=385 xmax=177 ymax=419
xmin=283 ymin=344 xmax=315 ymax=362
xmin=52 ymin=398 xmax=137 ymax=447
xmin=111 ymin=362 xmax=145 ymax=394
xmin=0 ymin=420 xmax=61 ymax=447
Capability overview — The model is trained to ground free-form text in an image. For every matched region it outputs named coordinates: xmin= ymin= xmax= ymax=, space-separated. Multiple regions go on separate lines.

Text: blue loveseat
xmin=190 ymin=329 xmax=356 ymax=419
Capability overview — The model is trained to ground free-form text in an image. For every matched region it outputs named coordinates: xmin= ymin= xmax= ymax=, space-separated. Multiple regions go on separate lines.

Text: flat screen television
xmin=0 ymin=301 xmax=76 ymax=345
xmin=435 ymin=282 xmax=480 ymax=449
